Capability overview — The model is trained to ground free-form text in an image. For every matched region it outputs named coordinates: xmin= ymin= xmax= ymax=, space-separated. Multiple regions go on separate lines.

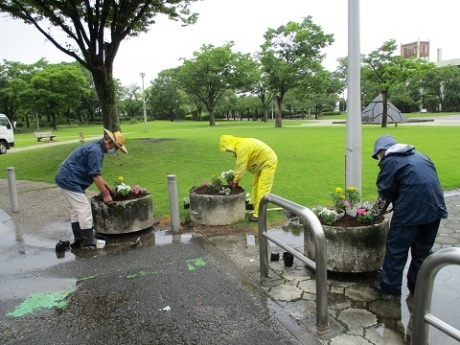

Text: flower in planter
xmin=196 ymin=170 xmax=240 ymax=196
xmin=112 ymin=176 xmax=148 ymax=201
xmin=183 ymin=196 xmax=190 ymax=209
xmin=312 ymin=205 xmax=340 ymax=225
xmin=313 ymin=192 xmax=384 ymax=227
xmin=356 ymin=201 xmax=375 ymax=224
xmin=331 ymin=186 xmax=360 ymax=212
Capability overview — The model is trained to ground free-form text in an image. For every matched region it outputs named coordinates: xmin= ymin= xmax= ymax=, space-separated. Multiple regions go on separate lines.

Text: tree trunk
xmin=209 ymin=107 xmax=216 ymax=126
xmin=381 ymin=92 xmax=388 ymax=128
xmin=92 ymin=68 xmax=120 ymax=131
xmin=274 ymin=95 xmax=282 ymax=128
xmin=52 ymin=113 xmax=57 ymax=131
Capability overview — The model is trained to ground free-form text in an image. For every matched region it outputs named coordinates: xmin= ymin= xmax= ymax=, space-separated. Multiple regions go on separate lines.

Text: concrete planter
xmin=91 ymin=194 xmax=154 ymax=234
xmin=189 ymin=187 xmax=245 ymax=225
xmin=304 ymin=218 xmax=389 ymax=273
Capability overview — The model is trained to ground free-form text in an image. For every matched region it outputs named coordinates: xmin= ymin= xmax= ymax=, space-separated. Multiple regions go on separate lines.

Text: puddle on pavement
xmin=153 ymin=229 xmax=192 ymax=246
xmin=254 ymin=220 xmax=460 ymax=344
xmin=265 ymin=221 xmax=305 ymax=253
xmin=1 ymin=221 xmax=194 ymax=275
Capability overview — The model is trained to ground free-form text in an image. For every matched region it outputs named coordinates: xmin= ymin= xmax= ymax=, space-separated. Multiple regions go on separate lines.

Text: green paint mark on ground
xmin=76 ymin=275 xmax=96 ymax=282
xmin=126 ymin=270 xmax=162 ymax=279
xmin=7 ymin=290 xmax=71 ymax=317
xmin=186 ymin=257 xmax=206 ymax=271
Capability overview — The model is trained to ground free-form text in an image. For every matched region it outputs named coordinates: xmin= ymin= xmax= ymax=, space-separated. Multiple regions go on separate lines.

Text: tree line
xmin=1 ymin=0 xmax=459 ymax=130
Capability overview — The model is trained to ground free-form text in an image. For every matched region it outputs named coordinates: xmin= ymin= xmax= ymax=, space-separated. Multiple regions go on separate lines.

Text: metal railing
xmin=411 ymin=247 xmax=460 ymax=344
xmin=258 ymin=193 xmax=328 ymax=329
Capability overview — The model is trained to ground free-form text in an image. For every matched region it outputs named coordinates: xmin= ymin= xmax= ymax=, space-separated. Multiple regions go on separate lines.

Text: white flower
xmin=116 ymin=183 xmax=132 ymax=196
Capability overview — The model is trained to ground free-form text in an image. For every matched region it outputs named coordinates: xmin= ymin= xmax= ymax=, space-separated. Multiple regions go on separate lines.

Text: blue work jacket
xmin=377 ymin=144 xmax=448 ymax=226
xmin=55 ymin=139 xmax=105 ymax=193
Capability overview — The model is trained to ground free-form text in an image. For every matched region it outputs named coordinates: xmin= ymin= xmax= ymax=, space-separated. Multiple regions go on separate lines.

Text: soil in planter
xmin=324 ymin=214 xmax=385 ymax=227
xmin=191 ymin=185 xmax=245 ymax=195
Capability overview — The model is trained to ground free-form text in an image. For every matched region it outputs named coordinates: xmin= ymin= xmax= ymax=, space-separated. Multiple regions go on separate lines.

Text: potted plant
xmin=189 ymin=170 xmax=246 ymax=225
xmin=90 ymin=176 xmax=154 ymax=234
xmin=331 ymin=186 xmax=361 ymax=216
xmin=305 ymin=187 xmax=389 ymax=273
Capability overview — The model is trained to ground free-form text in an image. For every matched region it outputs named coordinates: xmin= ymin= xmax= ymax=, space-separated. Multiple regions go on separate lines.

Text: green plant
xmin=345 ymin=186 xmax=360 ymax=209
xmin=356 ymin=201 xmax=375 ymax=223
xmin=331 ymin=186 xmax=360 ymax=212
xmin=113 ymin=176 xmax=148 ymax=199
xmin=208 ymin=175 xmax=224 ymax=191
xmin=312 ymin=205 xmax=339 ymax=225
xmin=221 ymin=169 xmax=235 ymax=184
xmin=331 ymin=187 xmax=346 ymax=212
xmin=204 ymin=170 xmax=234 ymax=196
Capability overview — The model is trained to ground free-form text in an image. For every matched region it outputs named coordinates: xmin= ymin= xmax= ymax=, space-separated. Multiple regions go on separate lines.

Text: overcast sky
xmin=0 ymin=0 xmax=458 ymax=87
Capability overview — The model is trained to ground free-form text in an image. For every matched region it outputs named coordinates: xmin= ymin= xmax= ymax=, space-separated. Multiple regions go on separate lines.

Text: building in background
xmin=400 ymin=40 xmax=459 ymax=68
xmin=400 ymin=40 xmax=430 ymax=60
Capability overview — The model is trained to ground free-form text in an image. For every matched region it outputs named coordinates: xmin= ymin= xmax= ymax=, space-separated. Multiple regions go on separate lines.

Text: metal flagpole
xmin=346 ymin=0 xmax=362 ymax=195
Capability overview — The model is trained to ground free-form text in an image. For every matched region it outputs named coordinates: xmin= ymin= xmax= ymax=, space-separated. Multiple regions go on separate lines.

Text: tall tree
xmin=0 ymin=59 xmax=48 ymax=124
xmin=294 ymin=70 xmax=342 ymax=118
xmin=249 ymin=56 xmax=275 ymax=122
xmin=118 ymin=84 xmax=143 ymax=120
xmin=362 ymin=39 xmax=431 ymax=127
xmin=421 ymin=65 xmax=460 ymax=112
xmin=260 ymin=16 xmax=334 ymax=127
xmin=174 ymin=43 xmax=257 ymax=126
xmin=29 ymin=63 xmax=89 ymax=130
xmin=0 ymin=0 xmax=197 ymax=131
xmin=149 ymin=70 xmax=185 ymax=120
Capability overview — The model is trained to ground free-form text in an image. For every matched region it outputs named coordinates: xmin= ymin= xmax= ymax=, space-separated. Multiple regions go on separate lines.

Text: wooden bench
xmin=34 ymin=131 xmax=56 ymax=141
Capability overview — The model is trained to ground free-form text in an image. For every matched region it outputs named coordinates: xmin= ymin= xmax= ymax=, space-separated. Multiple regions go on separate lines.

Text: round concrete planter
xmin=189 ymin=187 xmax=245 ymax=225
xmin=304 ymin=218 xmax=389 ymax=273
xmin=91 ymin=194 xmax=154 ymax=234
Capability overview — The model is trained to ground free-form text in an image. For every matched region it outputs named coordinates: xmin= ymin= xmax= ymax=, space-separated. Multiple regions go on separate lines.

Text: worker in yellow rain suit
xmin=219 ymin=135 xmax=278 ymax=222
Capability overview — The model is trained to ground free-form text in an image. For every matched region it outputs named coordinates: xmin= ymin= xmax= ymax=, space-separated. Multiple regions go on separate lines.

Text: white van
xmin=0 ymin=114 xmax=15 ymax=154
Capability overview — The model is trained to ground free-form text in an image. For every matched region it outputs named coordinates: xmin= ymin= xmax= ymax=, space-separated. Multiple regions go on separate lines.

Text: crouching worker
xmin=219 ymin=135 xmax=278 ymax=222
xmin=55 ymin=128 xmax=128 ymax=249
xmin=371 ymin=134 xmax=447 ymax=296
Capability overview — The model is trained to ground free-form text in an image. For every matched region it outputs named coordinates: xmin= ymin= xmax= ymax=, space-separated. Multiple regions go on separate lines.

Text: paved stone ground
xmin=208 ymin=191 xmax=460 ymax=344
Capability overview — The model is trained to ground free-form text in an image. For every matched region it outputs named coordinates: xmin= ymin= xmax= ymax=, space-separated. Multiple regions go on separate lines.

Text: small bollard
xmin=167 ymin=175 xmax=180 ymax=233
xmin=7 ymin=167 xmax=19 ymax=213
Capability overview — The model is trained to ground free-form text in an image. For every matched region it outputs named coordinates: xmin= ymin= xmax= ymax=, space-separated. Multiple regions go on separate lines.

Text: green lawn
xmin=3 ymin=119 xmax=459 ymax=224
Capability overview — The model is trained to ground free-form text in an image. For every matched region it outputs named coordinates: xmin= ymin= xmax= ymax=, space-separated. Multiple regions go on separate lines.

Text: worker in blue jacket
xmin=372 ymin=134 xmax=448 ymax=296
xmin=56 ymin=129 xmax=127 ymax=249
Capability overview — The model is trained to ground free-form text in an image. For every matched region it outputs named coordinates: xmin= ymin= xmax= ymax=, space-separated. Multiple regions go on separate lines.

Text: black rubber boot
xmin=80 ymin=228 xmax=97 ymax=248
xmin=71 ymin=222 xmax=83 ymax=249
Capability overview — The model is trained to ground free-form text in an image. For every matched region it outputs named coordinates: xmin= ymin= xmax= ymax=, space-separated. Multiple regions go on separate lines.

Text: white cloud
xmin=1 ymin=0 xmax=458 ymax=86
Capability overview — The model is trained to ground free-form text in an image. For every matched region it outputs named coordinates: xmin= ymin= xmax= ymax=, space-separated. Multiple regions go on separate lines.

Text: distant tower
xmin=400 ymin=40 xmax=430 ymax=61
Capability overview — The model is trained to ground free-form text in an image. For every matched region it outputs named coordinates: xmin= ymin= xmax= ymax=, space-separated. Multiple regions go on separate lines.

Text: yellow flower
xmin=118 ymin=176 xmax=124 ymax=182
xmin=347 ymin=186 xmax=357 ymax=191
xmin=335 ymin=187 xmax=343 ymax=193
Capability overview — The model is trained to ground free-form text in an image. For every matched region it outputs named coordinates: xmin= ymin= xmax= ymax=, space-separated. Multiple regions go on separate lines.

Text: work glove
xmin=102 ymin=189 xmax=113 ymax=205
xmin=232 ymin=182 xmax=238 ymax=189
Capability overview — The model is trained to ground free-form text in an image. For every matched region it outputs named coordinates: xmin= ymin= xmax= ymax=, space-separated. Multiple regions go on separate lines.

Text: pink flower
xmin=132 ymin=185 xmax=140 ymax=195
xmin=357 ymin=208 xmax=367 ymax=215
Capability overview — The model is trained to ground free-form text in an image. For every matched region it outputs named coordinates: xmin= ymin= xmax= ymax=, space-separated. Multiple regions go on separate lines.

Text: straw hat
xmin=103 ymin=128 xmax=128 ymax=153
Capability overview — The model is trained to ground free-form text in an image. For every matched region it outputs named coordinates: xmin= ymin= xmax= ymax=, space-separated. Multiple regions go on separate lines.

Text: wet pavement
xmin=1 ymin=180 xmax=459 ymax=344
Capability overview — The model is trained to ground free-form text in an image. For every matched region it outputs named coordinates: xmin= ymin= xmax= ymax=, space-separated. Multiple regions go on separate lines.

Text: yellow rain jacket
xmin=219 ymin=135 xmax=278 ymax=218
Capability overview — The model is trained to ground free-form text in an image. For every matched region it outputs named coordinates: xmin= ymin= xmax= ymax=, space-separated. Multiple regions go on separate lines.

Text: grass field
xmin=2 ymin=116 xmax=459 ymax=224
